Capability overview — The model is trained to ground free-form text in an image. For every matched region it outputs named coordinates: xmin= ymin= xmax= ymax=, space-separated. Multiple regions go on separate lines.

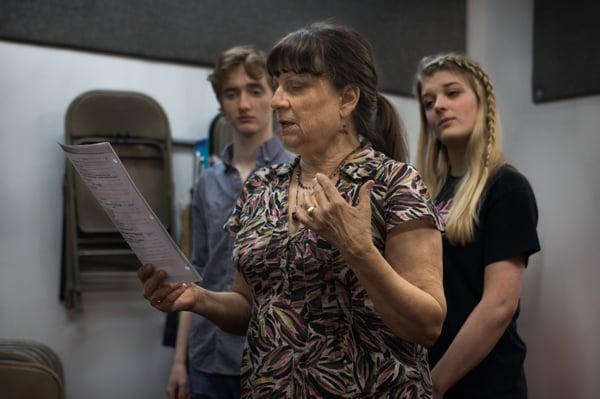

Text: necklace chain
xmin=295 ymin=144 xmax=362 ymax=190
xmin=293 ymin=144 xmax=362 ymax=217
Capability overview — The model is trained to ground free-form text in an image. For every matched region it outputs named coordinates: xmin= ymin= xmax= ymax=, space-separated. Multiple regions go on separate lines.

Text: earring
xmin=340 ymin=120 xmax=348 ymax=135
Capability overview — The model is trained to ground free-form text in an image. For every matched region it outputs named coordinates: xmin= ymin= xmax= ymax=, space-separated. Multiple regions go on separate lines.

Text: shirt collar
xmin=338 ymin=143 xmax=377 ymax=181
xmin=220 ymin=136 xmax=288 ymax=172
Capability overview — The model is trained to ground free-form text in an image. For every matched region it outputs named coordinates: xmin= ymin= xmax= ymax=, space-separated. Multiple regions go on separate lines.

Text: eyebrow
xmin=246 ymin=82 xmax=264 ymax=89
xmin=442 ymin=81 xmax=463 ymax=88
xmin=421 ymin=81 xmax=464 ymax=97
xmin=223 ymin=82 xmax=265 ymax=91
xmin=277 ymin=73 xmax=312 ymax=83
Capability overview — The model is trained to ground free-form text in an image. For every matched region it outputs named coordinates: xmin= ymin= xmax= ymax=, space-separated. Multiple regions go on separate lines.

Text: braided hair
xmin=414 ymin=53 xmax=505 ymax=245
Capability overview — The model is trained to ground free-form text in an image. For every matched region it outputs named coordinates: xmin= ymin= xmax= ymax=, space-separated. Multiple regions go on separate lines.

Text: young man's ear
xmin=339 ymin=85 xmax=360 ymax=118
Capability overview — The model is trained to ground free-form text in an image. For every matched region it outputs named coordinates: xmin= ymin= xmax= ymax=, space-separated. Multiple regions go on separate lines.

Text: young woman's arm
xmin=430 ymin=257 xmax=525 ymax=397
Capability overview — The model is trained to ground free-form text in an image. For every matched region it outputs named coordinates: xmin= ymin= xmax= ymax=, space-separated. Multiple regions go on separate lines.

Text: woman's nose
xmin=434 ymin=96 xmax=448 ymax=112
xmin=271 ymin=86 xmax=287 ymax=109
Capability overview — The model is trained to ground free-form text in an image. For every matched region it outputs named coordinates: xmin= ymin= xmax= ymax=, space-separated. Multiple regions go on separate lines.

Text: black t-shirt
xmin=428 ymin=165 xmax=540 ymax=399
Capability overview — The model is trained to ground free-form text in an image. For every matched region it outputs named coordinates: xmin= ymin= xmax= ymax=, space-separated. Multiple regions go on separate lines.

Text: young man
xmin=167 ymin=46 xmax=292 ymax=399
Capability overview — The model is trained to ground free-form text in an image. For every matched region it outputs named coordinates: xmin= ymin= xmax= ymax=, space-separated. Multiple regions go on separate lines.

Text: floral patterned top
xmin=227 ymin=144 xmax=444 ymax=398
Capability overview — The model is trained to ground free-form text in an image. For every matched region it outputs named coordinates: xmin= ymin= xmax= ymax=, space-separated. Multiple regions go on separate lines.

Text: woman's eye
xmin=423 ymin=100 xmax=434 ymax=110
xmin=286 ymin=81 xmax=305 ymax=91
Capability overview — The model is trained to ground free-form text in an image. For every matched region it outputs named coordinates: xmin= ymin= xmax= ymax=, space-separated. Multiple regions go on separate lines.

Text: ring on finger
xmin=151 ymin=297 xmax=162 ymax=304
xmin=306 ymin=205 xmax=316 ymax=216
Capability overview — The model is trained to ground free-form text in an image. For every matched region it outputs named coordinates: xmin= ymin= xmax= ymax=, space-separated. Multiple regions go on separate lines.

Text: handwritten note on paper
xmin=60 ymin=142 xmax=201 ymax=284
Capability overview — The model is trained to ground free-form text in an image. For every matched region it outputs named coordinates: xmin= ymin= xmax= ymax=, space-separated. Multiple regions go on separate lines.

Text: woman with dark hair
xmin=140 ymin=22 xmax=446 ymax=398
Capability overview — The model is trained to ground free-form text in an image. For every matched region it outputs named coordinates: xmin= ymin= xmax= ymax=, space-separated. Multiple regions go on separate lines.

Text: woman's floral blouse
xmin=227 ymin=144 xmax=443 ymax=398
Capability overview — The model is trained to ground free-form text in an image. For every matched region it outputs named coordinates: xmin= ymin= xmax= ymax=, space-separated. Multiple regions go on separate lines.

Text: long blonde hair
xmin=415 ymin=53 xmax=505 ymax=246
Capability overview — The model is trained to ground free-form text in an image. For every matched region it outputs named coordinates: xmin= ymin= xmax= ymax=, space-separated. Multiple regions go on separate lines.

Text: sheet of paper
xmin=60 ymin=142 xmax=201 ymax=283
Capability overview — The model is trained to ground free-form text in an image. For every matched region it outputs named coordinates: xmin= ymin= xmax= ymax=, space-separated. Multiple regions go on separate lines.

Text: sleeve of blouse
xmin=384 ymin=163 xmax=444 ymax=232
xmin=482 ymin=175 xmax=540 ymax=266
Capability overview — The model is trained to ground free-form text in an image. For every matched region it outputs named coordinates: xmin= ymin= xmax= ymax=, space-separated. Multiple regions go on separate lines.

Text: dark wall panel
xmin=0 ymin=0 xmax=465 ymax=96
xmin=533 ymin=0 xmax=600 ymax=103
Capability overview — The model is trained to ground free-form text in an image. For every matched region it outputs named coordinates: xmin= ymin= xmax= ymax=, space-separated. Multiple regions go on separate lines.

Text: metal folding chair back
xmin=61 ymin=90 xmax=175 ymax=308
xmin=0 ymin=340 xmax=64 ymax=399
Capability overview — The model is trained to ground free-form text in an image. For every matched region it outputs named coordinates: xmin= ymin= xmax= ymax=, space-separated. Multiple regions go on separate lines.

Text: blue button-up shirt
xmin=188 ymin=136 xmax=293 ymax=375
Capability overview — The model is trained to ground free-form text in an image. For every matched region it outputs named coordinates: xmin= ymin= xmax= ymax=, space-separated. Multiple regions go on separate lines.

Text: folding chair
xmin=0 ymin=339 xmax=65 ymax=399
xmin=208 ymin=112 xmax=234 ymax=161
xmin=61 ymin=90 xmax=175 ymax=308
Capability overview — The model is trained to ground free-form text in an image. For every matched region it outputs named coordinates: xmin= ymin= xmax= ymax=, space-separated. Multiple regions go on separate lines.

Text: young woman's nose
xmin=434 ymin=96 xmax=448 ymax=112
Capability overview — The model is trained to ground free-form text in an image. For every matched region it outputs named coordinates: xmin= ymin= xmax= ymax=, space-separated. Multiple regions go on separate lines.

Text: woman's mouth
xmin=279 ymin=120 xmax=295 ymax=130
xmin=439 ymin=117 xmax=454 ymax=127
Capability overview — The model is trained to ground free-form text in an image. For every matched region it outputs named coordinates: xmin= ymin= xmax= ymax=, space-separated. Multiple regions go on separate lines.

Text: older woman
xmin=140 ymin=22 xmax=445 ymax=398
xmin=414 ymin=53 xmax=540 ymax=399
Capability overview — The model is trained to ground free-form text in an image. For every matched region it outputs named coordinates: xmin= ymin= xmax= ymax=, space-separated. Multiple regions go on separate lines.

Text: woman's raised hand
xmin=138 ymin=264 xmax=199 ymax=312
xmin=294 ymin=173 xmax=377 ymax=264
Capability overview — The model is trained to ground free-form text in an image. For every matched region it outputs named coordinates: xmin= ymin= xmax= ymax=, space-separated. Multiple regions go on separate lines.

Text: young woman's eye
xmin=423 ymin=100 xmax=434 ymax=110
xmin=447 ymin=90 xmax=460 ymax=98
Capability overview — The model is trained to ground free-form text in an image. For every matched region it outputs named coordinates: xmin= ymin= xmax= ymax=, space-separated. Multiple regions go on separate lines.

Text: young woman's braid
xmin=452 ymin=57 xmax=498 ymax=167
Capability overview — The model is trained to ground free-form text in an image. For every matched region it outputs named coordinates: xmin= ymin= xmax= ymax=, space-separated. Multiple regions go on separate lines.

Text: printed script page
xmin=61 ymin=142 xmax=200 ymax=283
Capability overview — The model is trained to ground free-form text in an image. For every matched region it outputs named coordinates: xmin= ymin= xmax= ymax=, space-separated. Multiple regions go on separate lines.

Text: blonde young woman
xmin=415 ymin=53 xmax=540 ymax=399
